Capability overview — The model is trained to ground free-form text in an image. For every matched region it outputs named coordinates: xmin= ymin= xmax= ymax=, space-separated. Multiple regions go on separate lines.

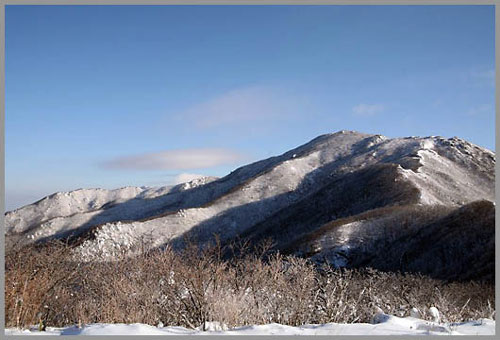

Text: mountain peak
xmin=5 ymin=132 xmax=495 ymax=274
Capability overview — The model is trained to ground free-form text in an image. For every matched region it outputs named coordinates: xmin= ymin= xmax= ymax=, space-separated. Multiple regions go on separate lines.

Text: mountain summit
xmin=5 ymin=131 xmax=495 ymax=281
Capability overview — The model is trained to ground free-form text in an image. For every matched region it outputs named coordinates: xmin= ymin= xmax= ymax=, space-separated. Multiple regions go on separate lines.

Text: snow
xmin=5 ymin=186 xmax=150 ymax=234
xmin=410 ymin=307 xmax=421 ymax=319
xmin=5 ymin=317 xmax=495 ymax=336
xmin=429 ymin=306 xmax=441 ymax=323
xmin=6 ymin=131 xmax=495 ymax=260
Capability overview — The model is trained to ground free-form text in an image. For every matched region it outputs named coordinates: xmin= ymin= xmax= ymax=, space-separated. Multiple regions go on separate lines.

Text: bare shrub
xmin=5 ymin=238 xmax=495 ymax=329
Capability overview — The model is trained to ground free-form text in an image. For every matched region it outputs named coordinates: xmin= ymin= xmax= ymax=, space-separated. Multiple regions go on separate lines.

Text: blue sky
xmin=6 ymin=5 xmax=495 ymax=211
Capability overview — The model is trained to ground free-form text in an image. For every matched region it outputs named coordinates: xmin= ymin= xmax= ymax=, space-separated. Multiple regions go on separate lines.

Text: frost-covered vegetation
xmin=6 ymin=239 xmax=494 ymax=330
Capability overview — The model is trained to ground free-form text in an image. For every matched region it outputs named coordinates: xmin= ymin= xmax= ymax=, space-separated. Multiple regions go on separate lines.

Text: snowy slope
xmin=5 ymin=131 xmax=495 ymax=262
xmin=5 ymin=186 xmax=151 ymax=234
xmin=5 ymin=176 xmax=219 ymax=245
xmin=282 ymin=199 xmax=495 ymax=281
xmin=5 ymin=317 xmax=496 ymax=336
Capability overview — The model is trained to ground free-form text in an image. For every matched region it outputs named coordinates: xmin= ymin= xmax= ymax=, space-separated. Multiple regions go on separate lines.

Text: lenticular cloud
xmin=101 ymin=148 xmax=245 ymax=170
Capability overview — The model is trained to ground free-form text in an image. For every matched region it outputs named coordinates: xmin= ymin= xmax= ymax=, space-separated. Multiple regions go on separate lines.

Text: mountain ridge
xmin=5 ymin=131 xmax=495 ymax=280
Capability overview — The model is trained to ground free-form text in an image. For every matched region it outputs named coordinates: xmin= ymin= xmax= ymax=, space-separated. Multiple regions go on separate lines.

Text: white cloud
xmin=172 ymin=173 xmax=206 ymax=184
xmin=466 ymin=104 xmax=493 ymax=117
xmin=469 ymin=69 xmax=495 ymax=87
xmin=471 ymin=69 xmax=495 ymax=79
xmin=352 ymin=104 xmax=385 ymax=116
xmin=101 ymin=148 xmax=245 ymax=171
xmin=177 ymin=85 xmax=305 ymax=129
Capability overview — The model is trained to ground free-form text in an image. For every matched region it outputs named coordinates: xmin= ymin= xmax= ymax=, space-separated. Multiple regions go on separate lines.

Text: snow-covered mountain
xmin=5 ymin=131 xmax=495 ymax=279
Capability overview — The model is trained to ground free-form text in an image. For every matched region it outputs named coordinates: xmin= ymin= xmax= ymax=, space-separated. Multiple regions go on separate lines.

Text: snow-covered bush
xmin=5 ymin=238 xmax=495 ymax=329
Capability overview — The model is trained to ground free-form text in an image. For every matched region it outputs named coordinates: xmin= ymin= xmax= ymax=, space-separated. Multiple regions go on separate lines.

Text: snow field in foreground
xmin=5 ymin=316 xmax=495 ymax=336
